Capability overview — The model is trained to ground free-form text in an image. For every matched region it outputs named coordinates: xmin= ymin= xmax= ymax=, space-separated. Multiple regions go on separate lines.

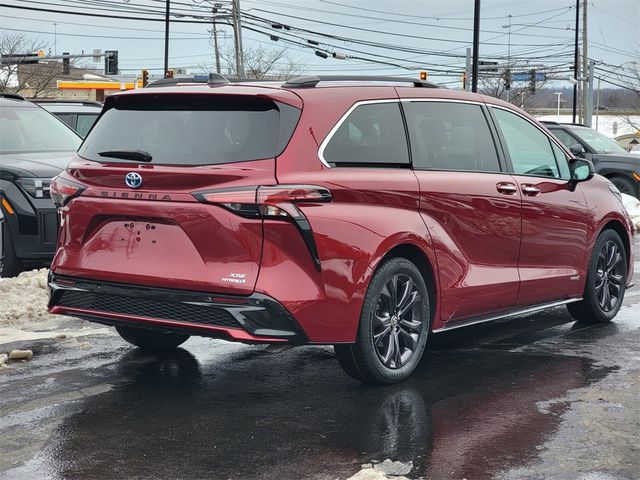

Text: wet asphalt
xmin=1 ymin=260 xmax=639 ymax=480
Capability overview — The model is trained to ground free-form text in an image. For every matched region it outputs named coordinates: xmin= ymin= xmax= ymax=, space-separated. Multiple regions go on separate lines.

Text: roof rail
xmin=0 ymin=92 xmax=25 ymax=101
xmin=282 ymin=75 xmax=439 ymax=89
xmin=30 ymin=98 xmax=103 ymax=107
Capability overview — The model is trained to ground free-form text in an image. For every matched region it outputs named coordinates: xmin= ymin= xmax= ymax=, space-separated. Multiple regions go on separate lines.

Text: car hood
xmin=589 ymin=152 xmax=640 ymax=167
xmin=0 ymin=150 xmax=76 ymax=178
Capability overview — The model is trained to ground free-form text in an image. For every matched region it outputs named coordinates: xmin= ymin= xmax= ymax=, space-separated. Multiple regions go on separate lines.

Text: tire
xmin=0 ymin=221 xmax=24 ymax=278
xmin=115 ymin=325 xmax=190 ymax=351
xmin=334 ymin=257 xmax=430 ymax=384
xmin=567 ymin=229 xmax=627 ymax=323
xmin=609 ymin=175 xmax=636 ymax=198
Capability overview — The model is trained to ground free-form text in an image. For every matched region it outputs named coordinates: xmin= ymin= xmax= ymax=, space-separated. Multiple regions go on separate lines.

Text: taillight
xmin=193 ymin=185 xmax=332 ymax=271
xmin=50 ymin=176 xmax=86 ymax=207
xmin=193 ymin=185 xmax=332 ymax=219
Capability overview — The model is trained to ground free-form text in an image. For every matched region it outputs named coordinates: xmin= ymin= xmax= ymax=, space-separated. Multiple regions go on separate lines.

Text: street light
xmin=555 ymin=92 xmax=563 ymax=119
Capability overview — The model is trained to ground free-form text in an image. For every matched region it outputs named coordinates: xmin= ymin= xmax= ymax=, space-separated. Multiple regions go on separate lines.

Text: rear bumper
xmin=48 ymin=274 xmax=308 ymax=344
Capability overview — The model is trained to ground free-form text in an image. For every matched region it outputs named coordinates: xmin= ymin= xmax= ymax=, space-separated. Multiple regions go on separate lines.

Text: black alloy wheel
xmin=373 ymin=274 xmax=424 ymax=369
xmin=335 ymin=257 xmax=430 ymax=384
xmin=609 ymin=176 xmax=635 ymax=198
xmin=567 ymin=229 xmax=627 ymax=323
xmin=594 ymin=240 xmax=625 ymax=312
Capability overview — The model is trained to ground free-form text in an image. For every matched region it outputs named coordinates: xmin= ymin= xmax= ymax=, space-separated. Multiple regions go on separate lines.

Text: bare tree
xmin=613 ymin=60 xmax=640 ymax=130
xmin=0 ymin=33 xmax=62 ymax=97
xmin=217 ymin=44 xmax=305 ymax=80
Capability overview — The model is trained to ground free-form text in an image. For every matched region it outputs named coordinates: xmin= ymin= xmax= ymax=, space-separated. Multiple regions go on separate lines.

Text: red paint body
xmin=49 ymin=83 xmax=635 ymax=343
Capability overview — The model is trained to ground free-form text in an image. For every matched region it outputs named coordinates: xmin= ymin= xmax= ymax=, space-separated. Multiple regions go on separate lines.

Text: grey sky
xmin=1 ymin=0 xmax=638 ymax=87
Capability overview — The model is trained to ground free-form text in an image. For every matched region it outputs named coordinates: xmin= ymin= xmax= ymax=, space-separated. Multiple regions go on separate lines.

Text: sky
xmin=0 ymin=0 xmax=638 ymax=89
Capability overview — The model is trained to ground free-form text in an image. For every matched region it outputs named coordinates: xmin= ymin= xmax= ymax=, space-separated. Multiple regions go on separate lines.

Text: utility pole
xmin=164 ymin=0 xmax=170 ymax=78
xmin=572 ymin=0 xmax=580 ymax=123
xmin=595 ymin=75 xmax=601 ymax=130
xmin=471 ymin=0 xmax=480 ymax=92
xmin=581 ymin=0 xmax=588 ymax=124
xmin=212 ymin=8 xmax=221 ymax=74
xmin=465 ymin=47 xmax=472 ymax=91
xmin=585 ymin=60 xmax=594 ymax=127
xmin=232 ymin=0 xmax=244 ymax=77
xmin=504 ymin=14 xmax=511 ymax=102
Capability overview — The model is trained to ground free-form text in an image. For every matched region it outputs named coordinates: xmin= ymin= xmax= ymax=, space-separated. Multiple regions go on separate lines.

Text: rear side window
xmin=322 ymin=102 xmax=409 ymax=167
xmin=405 ymin=101 xmax=501 ymax=172
xmin=79 ymin=95 xmax=300 ymax=165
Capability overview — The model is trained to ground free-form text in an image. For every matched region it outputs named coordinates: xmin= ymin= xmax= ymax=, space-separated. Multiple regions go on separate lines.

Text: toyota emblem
xmin=125 ymin=172 xmax=143 ymax=189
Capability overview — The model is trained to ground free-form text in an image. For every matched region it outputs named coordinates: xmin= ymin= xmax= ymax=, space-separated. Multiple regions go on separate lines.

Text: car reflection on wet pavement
xmin=1 ymin=265 xmax=639 ymax=480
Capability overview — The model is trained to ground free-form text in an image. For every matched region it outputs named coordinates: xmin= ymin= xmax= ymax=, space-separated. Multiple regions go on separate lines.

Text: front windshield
xmin=571 ymin=127 xmax=627 ymax=154
xmin=0 ymin=104 xmax=81 ymax=153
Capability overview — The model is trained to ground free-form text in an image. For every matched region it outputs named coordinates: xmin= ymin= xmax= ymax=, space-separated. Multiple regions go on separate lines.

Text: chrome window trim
xmin=400 ymin=98 xmax=485 ymax=106
xmin=317 ymin=99 xmax=400 ymax=168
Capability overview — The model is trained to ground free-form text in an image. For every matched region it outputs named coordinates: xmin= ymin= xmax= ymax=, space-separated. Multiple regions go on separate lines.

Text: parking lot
xmin=1 ymin=251 xmax=638 ymax=480
xmin=2 ymin=1 xmax=640 ymax=479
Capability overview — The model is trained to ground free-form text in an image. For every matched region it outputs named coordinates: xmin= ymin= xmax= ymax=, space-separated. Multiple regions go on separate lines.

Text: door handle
xmin=521 ymin=184 xmax=541 ymax=197
xmin=496 ymin=182 xmax=518 ymax=195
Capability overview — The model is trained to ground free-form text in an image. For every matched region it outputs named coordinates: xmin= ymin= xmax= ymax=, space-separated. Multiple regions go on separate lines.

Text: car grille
xmin=57 ymin=290 xmax=240 ymax=329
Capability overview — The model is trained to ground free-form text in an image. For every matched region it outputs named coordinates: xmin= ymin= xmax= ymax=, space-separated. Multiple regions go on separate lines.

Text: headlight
xmin=16 ymin=178 xmax=52 ymax=199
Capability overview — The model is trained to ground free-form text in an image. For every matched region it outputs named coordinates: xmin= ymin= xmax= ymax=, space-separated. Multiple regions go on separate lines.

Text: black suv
xmin=0 ymin=94 xmax=81 ymax=276
xmin=542 ymin=121 xmax=640 ymax=198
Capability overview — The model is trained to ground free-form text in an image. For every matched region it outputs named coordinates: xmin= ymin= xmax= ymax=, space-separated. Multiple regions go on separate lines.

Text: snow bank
xmin=0 ymin=269 xmax=69 ymax=328
xmin=621 ymin=193 xmax=640 ymax=234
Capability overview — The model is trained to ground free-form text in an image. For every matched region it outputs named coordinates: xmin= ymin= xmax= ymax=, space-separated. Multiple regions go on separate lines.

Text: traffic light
xmin=503 ymin=69 xmax=511 ymax=90
xmin=104 ymin=50 xmax=118 ymax=75
xmin=141 ymin=69 xmax=149 ymax=87
xmin=462 ymin=72 xmax=467 ymax=90
xmin=529 ymin=69 xmax=536 ymax=94
xmin=62 ymin=52 xmax=70 ymax=75
xmin=419 ymin=71 xmax=428 ymax=81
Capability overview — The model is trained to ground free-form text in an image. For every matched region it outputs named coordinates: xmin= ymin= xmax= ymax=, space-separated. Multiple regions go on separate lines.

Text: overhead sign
xmin=93 ymin=49 xmax=102 ymax=63
xmin=512 ymin=72 xmax=546 ymax=82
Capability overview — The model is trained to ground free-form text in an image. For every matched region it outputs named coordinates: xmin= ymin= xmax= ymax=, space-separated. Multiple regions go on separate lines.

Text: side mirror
xmin=568 ymin=158 xmax=594 ymax=189
xmin=569 ymin=144 xmax=586 ymax=157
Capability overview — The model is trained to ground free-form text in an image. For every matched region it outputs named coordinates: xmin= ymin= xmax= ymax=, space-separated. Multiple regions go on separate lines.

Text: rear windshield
xmin=78 ymin=94 xmax=300 ymax=165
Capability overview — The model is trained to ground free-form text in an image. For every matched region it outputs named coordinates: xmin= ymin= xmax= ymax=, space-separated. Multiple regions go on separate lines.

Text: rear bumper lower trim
xmin=48 ymin=274 xmax=308 ymax=344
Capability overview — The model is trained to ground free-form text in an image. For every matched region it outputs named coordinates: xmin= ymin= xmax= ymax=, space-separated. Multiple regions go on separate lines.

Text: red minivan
xmin=48 ymin=76 xmax=634 ymax=384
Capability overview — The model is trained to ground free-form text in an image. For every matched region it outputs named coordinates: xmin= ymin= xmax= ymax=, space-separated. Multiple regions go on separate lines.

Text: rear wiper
xmin=97 ymin=149 xmax=153 ymax=162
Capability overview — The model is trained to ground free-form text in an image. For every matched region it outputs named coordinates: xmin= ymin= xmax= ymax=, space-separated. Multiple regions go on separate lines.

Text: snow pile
xmin=0 ymin=269 xmax=66 ymax=328
xmin=621 ymin=193 xmax=640 ymax=234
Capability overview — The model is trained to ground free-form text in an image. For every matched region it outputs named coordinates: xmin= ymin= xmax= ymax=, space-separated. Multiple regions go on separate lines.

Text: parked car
xmin=0 ymin=93 xmax=81 ymax=277
xmin=629 ymin=144 xmax=640 ymax=156
xmin=31 ymin=99 xmax=102 ymax=138
xmin=542 ymin=121 xmax=640 ymax=198
xmin=48 ymin=76 xmax=634 ymax=384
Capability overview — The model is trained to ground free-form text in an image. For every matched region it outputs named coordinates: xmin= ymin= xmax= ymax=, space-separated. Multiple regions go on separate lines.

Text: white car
xmin=629 ymin=145 xmax=640 ymax=155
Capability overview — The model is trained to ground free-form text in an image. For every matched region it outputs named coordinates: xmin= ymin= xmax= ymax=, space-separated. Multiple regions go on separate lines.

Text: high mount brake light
xmin=50 ymin=176 xmax=86 ymax=207
xmin=193 ymin=185 xmax=332 ymax=271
